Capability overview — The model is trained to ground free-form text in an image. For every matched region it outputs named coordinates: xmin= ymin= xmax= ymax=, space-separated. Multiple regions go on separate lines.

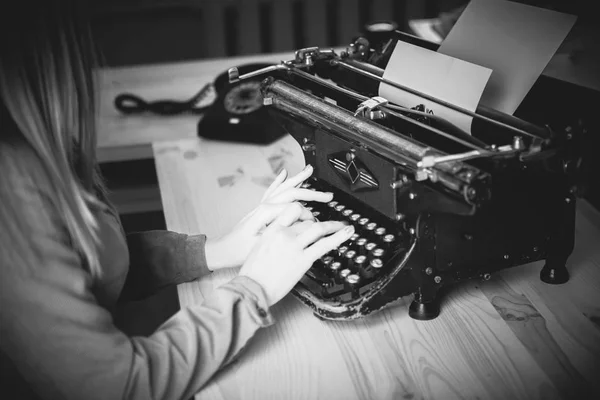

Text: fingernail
xmin=279 ymin=168 xmax=287 ymax=176
xmin=303 ymin=164 xmax=313 ymax=171
xmin=343 ymin=225 xmax=355 ymax=235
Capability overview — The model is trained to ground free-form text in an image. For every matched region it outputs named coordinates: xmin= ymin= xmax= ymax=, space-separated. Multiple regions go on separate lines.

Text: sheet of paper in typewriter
xmin=379 ymin=40 xmax=492 ymax=134
xmin=437 ymin=0 xmax=577 ymax=115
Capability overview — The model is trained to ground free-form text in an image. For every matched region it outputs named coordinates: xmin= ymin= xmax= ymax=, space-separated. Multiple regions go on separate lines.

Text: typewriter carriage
xmin=229 ymin=31 xmax=586 ymax=321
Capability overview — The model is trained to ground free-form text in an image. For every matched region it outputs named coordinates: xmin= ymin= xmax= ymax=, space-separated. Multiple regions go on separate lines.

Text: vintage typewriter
xmin=228 ymin=29 xmax=588 ymax=321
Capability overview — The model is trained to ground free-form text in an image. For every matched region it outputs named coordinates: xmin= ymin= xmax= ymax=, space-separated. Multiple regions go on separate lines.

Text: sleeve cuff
xmin=185 ymin=234 xmax=212 ymax=277
xmin=218 ymin=276 xmax=274 ymax=327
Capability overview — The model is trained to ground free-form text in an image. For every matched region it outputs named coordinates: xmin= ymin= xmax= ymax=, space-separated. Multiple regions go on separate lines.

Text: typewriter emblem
xmin=328 ymin=151 xmax=379 ymax=192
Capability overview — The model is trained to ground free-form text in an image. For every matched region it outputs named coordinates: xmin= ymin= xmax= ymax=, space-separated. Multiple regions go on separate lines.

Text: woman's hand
xmin=205 ymin=165 xmax=333 ymax=270
xmin=238 ymin=203 xmax=355 ymax=307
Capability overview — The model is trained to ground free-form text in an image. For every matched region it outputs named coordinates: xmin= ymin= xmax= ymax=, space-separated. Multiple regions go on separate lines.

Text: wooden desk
xmin=96 ymin=50 xmax=299 ymax=163
xmin=154 ymin=135 xmax=600 ymax=400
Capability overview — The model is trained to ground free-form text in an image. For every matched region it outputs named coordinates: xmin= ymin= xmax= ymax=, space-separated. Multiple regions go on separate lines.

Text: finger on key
xmin=297 ymin=221 xmax=348 ymax=248
xmin=272 ymin=188 xmax=333 ymax=204
xmin=305 ymin=225 xmax=355 ymax=261
xmin=274 ymin=164 xmax=313 ymax=193
xmin=272 ymin=202 xmax=311 ymax=227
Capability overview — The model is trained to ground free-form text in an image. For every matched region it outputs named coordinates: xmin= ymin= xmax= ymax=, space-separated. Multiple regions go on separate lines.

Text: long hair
xmin=0 ymin=1 xmax=106 ymax=277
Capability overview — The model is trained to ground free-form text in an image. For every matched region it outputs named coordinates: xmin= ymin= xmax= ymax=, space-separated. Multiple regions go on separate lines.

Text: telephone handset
xmin=113 ymin=63 xmax=286 ymax=144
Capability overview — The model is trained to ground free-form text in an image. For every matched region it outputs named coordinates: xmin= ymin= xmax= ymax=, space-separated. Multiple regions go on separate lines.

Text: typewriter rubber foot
xmin=540 ymin=262 xmax=569 ymax=285
xmin=408 ymin=299 xmax=440 ymax=321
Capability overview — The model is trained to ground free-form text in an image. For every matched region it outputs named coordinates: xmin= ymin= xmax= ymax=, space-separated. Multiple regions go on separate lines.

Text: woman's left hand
xmin=204 ymin=165 xmax=334 ymax=270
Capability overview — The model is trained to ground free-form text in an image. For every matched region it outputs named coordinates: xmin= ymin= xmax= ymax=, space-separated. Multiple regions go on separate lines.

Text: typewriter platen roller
xmin=228 ymin=31 xmax=587 ymax=321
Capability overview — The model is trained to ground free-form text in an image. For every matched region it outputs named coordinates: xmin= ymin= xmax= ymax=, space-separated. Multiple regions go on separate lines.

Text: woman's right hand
xmin=238 ymin=203 xmax=355 ymax=307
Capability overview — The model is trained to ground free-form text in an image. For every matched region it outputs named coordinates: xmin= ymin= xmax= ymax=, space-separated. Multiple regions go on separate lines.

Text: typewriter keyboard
xmin=297 ymin=178 xmax=411 ymax=303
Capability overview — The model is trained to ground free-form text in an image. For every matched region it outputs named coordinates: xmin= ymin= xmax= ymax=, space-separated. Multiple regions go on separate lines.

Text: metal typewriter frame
xmin=227 ymin=36 xmax=584 ymax=321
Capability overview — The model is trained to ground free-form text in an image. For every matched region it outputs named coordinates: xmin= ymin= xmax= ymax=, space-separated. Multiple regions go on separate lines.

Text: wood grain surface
xmin=153 ymin=135 xmax=600 ymax=400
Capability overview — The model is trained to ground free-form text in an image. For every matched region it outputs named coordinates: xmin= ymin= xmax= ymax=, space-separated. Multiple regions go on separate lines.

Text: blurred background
xmin=89 ymin=0 xmax=467 ymax=67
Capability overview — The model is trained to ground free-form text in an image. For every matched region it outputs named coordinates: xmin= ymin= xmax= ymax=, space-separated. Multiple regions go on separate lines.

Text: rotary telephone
xmin=114 ymin=63 xmax=286 ymax=144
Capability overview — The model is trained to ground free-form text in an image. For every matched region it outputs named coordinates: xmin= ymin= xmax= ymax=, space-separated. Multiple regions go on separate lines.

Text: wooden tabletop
xmin=153 ymin=135 xmax=600 ymax=400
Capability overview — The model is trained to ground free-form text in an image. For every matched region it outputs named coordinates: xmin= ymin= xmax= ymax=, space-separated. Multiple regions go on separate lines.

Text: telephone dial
xmin=114 ymin=63 xmax=286 ymax=144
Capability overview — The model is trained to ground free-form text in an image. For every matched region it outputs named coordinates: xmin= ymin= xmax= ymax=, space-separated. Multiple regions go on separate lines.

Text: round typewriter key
xmin=370 ymin=258 xmax=383 ymax=269
xmin=356 ymin=238 xmax=368 ymax=254
xmin=344 ymin=250 xmax=357 ymax=260
xmin=342 ymin=209 xmax=353 ymax=217
xmin=349 ymin=214 xmax=361 ymax=222
xmin=365 ymin=242 xmax=377 ymax=252
xmin=301 ymin=182 xmax=311 ymax=188
xmin=365 ymin=222 xmax=377 ymax=239
xmin=358 ymin=217 xmax=370 ymax=227
xmin=330 ymin=261 xmax=342 ymax=271
xmin=375 ymin=227 xmax=387 ymax=237
xmin=321 ymin=255 xmax=334 ymax=266
xmin=346 ymin=274 xmax=360 ymax=285
xmin=312 ymin=211 xmax=320 ymax=218
xmin=371 ymin=248 xmax=385 ymax=258
xmin=350 ymin=233 xmax=360 ymax=241
xmin=337 ymin=246 xmax=349 ymax=256
xmin=383 ymin=234 xmax=395 ymax=244
xmin=327 ymin=201 xmax=338 ymax=208
xmin=354 ymin=255 xmax=367 ymax=268
xmin=334 ymin=204 xmax=345 ymax=211
xmin=305 ymin=206 xmax=313 ymax=211
xmin=340 ymin=269 xmax=351 ymax=279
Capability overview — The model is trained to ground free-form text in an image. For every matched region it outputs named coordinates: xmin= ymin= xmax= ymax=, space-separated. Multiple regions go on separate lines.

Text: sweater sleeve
xmin=122 ymin=228 xmax=212 ymax=301
xmin=0 ymin=165 xmax=274 ymax=400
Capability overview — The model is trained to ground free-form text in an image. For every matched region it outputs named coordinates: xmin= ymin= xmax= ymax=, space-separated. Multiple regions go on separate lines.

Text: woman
xmin=0 ymin=2 xmax=354 ymax=399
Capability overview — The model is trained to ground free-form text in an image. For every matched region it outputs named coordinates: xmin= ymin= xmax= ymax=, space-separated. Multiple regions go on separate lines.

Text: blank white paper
xmin=437 ymin=0 xmax=577 ymax=115
xmin=379 ymin=40 xmax=492 ymax=133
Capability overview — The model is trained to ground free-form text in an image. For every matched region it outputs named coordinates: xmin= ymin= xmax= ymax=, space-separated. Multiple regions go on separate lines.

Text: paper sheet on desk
xmin=379 ymin=41 xmax=492 ymax=133
xmin=437 ymin=0 xmax=577 ymax=115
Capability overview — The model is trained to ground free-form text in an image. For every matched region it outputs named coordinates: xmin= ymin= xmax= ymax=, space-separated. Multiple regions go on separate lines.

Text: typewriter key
xmin=350 ymin=233 xmax=360 ymax=241
xmin=383 ymin=234 xmax=395 ymax=244
xmin=365 ymin=222 xmax=377 ymax=238
xmin=330 ymin=261 xmax=342 ymax=271
xmin=350 ymin=214 xmax=361 ymax=222
xmin=358 ymin=217 xmax=370 ymax=227
xmin=305 ymin=206 xmax=313 ymax=211
xmin=312 ymin=211 xmax=320 ymax=218
xmin=355 ymin=255 xmax=372 ymax=278
xmin=327 ymin=201 xmax=338 ymax=208
xmin=301 ymin=182 xmax=310 ymax=189
xmin=371 ymin=248 xmax=385 ymax=258
xmin=334 ymin=204 xmax=346 ymax=213
xmin=345 ymin=273 xmax=361 ymax=298
xmin=354 ymin=255 xmax=367 ymax=269
xmin=340 ymin=269 xmax=351 ymax=279
xmin=345 ymin=250 xmax=357 ymax=258
xmin=342 ymin=209 xmax=353 ymax=217
xmin=356 ymin=238 xmax=368 ymax=254
xmin=375 ymin=227 xmax=387 ymax=237
xmin=338 ymin=246 xmax=349 ymax=256
xmin=321 ymin=255 xmax=334 ymax=266
xmin=370 ymin=258 xmax=383 ymax=269
xmin=365 ymin=242 xmax=377 ymax=252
